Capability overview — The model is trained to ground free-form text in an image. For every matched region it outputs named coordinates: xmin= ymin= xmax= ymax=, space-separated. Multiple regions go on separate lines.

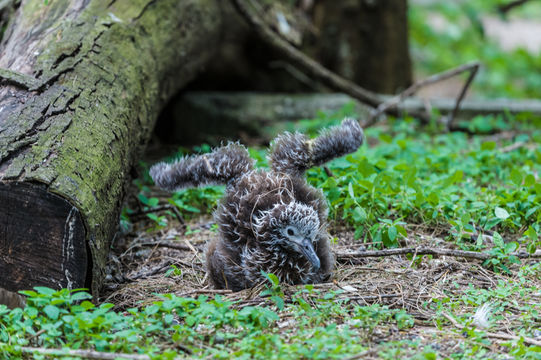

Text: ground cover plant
xmin=2 ymin=2 xmax=541 ymax=359
xmin=1 ymin=107 xmax=540 ymax=359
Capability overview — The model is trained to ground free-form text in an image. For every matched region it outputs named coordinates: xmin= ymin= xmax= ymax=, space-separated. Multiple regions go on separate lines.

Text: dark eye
xmin=286 ymin=227 xmax=295 ymax=236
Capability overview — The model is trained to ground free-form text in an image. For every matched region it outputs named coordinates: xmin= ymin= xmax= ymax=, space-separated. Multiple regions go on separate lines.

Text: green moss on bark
xmin=0 ymin=0 xmax=222 ymax=296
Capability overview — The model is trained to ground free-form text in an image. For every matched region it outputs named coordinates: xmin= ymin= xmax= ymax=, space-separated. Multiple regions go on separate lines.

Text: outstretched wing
xmin=150 ymin=142 xmax=254 ymax=191
xmin=268 ymin=118 xmax=364 ymax=175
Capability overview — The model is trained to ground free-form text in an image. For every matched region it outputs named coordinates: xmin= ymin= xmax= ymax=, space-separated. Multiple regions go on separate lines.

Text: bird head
xmin=253 ymin=201 xmax=321 ymax=271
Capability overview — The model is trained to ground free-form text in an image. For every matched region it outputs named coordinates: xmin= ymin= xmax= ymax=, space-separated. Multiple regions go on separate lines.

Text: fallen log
xmin=0 ymin=0 xmax=222 ymax=298
xmin=157 ymin=91 xmax=541 ymax=144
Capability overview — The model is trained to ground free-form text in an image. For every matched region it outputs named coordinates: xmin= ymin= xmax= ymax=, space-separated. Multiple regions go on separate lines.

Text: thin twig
xmin=177 ymin=289 xmax=233 ymax=297
xmin=129 ymin=262 xmax=172 ymax=280
xmin=498 ymin=0 xmax=531 ymax=14
xmin=343 ymin=350 xmax=372 ymax=360
xmin=336 ymin=247 xmax=541 ymax=262
xmin=28 ymin=328 xmax=46 ymax=340
xmin=448 ymin=63 xmax=480 ymax=129
xmin=500 ymin=141 xmax=528 ymax=153
xmin=368 ymin=62 xmax=480 ymax=128
xmin=19 ymin=347 xmax=151 ymax=360
xmin=442 ymin=312 xmax=541 ymax=347
xmin=323 ymin=166 xmax=334 ymax=178
xmin=131 ymin=241 xmax=192 ymax=252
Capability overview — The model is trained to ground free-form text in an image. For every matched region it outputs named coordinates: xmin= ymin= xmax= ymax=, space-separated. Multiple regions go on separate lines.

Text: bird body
xmin=209 ymin=169 xmax=332 ymax=290
xmin=150 ymin=118 xmax=363 ymax=291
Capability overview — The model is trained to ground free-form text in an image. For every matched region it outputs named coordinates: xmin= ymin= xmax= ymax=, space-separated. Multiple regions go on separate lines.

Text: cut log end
xmin=0 ymin=182 xmax=88 ymax=296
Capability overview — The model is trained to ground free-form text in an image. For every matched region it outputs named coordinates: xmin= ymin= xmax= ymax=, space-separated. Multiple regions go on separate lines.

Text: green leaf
xmin=147 ymin=213 xmax=159 ymax=221
xmin=80 ymin=301 xmax=95 ymax=310
xmin=525 ymin=226 xmax=538 ymax=241
xmin=264 ymin=273 xmax=280 ymax=287
xmin=352 ymin=207 xmax=367 ymax=223
xmin=138 ymin=193 xmax=149 ymax=205
xmin=504 ymin=242 xmax=518 ymax=254
xmin=510 ymin=168 xmax=523 ymax=187
xmin=71 ymin=292 xmax=92 ymax=301
xmin=443 ymin=170 xmax=463 ymax=186
xmin=387 ymin=226 xmax=398 ymax=242
xmin=148 ymin=197 xmax=159 ymax=207
xmin=34 ymin=287 xmax=56 ymax=296
xmin=26 ymin=307 xmax=38 ymax=319
xmin=494 ymin=207 xmax=510 ymax=220
xmin=460 ymin=212 xmax=471 ymax=226
xmin=492 ymin=232 xmax=504 ymax=248
xmin=43 ymin=305 xmax=60 ymax=320
xmin=395 ymin=225 xmax=407 ymax=237
xmin=271 ymin=296 xmax=284 ymax=311
xmin=393 ymin=163 xmax=409 ymax=171
xmin=379 ymin=133 xmax=393 ymax=143
xmin=524 ymin=174 xmax=536 ymax=187
xmin=348 ymin=182 xmax=355 ymax=199
xmin=481 ymin=141 xmax=496 ymax=151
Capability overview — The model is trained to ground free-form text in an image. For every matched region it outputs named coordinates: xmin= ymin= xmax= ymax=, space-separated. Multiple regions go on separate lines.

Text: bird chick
xmin=150 ymin=118 xmax=364 ymax=291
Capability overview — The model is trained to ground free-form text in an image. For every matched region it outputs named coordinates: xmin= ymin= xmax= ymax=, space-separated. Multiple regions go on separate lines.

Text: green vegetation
xmin=0 ymin=286 xmax=415 ymax=359
xmin=2 ymin=2 xmax=541 ymax=359
xmin=309 ymin=114 xmax=541 ymax=259
xmin=1 ymin=261 xmax=539 ymax=358
xmin=410 ymin=1 xmax=541 ymax=98
xmin=6 ymin=109 xmax=530 ymax=359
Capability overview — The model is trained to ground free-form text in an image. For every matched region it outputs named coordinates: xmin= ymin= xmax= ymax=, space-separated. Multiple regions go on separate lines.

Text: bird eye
xmin=286 ymin=227 xmax=295 ymax=236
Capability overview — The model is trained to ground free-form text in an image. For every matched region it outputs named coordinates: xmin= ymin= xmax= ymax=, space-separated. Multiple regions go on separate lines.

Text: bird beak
xmin=300 ymin=238 xmax=320 ymax=271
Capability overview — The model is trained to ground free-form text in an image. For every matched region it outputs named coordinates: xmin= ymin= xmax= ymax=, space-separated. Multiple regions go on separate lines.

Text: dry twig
xmin=500 ymin=141 xmax=529 ymax=153
xmin=336 ymin=247 xmax=541 ymax=262
xmin=498 ymin=0 xmax=532 ymax=14
xmin=20 ymin=347 xmax=151 ymax=360
xmin=130 ymin=241 xmax=192 ymax=252
xmin=368 ymin=62 xmax=480 ymax=128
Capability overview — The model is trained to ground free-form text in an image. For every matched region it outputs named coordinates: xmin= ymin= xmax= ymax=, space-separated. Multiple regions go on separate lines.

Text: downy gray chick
xmin=150 ymin=118 xmax=364 ymax=291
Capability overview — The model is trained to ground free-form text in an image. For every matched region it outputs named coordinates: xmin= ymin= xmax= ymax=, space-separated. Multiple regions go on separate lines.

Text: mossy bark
xmin=0 ymin=0 xmax=222 ymax=297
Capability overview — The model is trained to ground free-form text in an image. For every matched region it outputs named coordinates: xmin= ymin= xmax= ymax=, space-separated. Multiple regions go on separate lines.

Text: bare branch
xmin=368 ymin=62 xmax=480 ymax=128
xmin=20 ymin=347 xmax=151 ymax=360
xmin=336 ymin=247 xmax=541 ymax=262
xmin=498 ymin=0 xmax=532 ymax=15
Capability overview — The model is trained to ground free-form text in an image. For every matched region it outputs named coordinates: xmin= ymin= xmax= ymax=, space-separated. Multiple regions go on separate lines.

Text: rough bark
xmin=0 ymin=0 xmax=221 ymax=297
xmin=309 ymin=0 xmax=412 ymax=94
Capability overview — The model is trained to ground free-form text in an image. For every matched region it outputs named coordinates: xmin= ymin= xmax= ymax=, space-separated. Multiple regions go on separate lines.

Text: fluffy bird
xmin=150 ymin=118 xmax=364 ymax=291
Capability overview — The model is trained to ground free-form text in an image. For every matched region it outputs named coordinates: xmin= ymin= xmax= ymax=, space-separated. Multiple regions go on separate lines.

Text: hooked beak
xmin=300 ymin=238 xmax=320 ymax=271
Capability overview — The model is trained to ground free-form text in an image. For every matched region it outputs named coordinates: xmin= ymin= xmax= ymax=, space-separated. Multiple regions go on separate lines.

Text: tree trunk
xmin=155 ymin=91 xmax=372 ymax=145
xmin=157 ymin=92 xmax=541 ymax=145
xmin=309 ymin=0 xmax=412 ymax=94
xmin=0 ymin=0 xmax=222 ymax=298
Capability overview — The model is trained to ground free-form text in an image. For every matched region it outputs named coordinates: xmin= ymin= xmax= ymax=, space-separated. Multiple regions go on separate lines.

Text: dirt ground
xmin=99 ymin=179 xmax=540 ymax=358
xmin=97 ymin=11 xmax=541 ymax=354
